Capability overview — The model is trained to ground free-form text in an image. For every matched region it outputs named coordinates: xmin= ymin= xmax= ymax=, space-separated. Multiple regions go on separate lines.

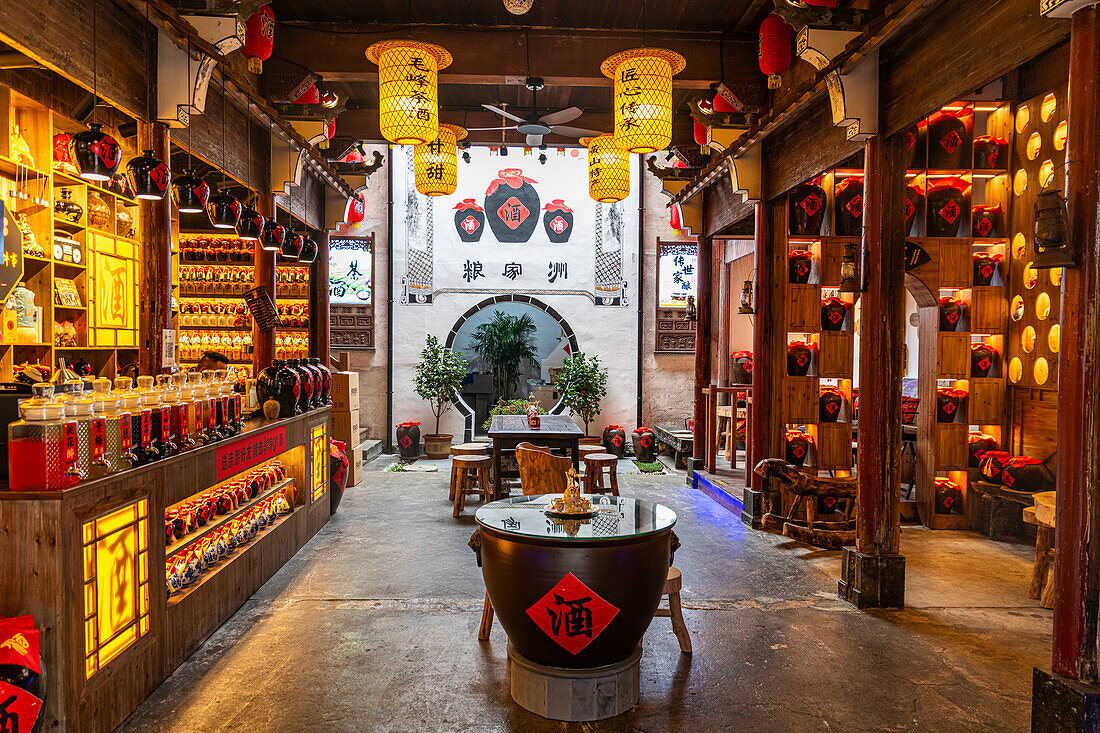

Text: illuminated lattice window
xmin=82 ymin=498 xmax=149 ymax=678
xmin=311 ymin=424 xmax=327 ymax=503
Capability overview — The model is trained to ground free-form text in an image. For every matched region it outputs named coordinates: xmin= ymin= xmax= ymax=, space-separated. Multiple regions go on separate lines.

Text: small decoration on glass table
xmin=545 ymin=467 xmax=596 ymax=520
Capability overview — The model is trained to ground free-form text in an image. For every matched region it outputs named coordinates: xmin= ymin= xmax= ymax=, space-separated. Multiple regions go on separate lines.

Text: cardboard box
xmin=331 ymin=371 xmax=360 ymax=411
xmin=346 ymin=444 xmax=364 ymax=487
xmin=330 ymin=409 xmax=360 ymax=445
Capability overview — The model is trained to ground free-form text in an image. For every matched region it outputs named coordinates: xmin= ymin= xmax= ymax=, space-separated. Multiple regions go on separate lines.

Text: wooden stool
xmin=1024 ymin=491 xmax=1057 ymax=609
xmin=582 ymin=453 xmax=619 ymax=496
xmin=452 ymin=442 xmax=490 ymax=457
xmin=451 ymin=455 xmax=491 ymax=516
xmin=653 ymin=567 xmax=691 ymax=654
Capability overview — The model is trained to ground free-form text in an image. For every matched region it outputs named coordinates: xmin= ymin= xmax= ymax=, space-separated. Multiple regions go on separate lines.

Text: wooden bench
xmin=1023 ymin=491 xmax=1056 ymax=609
xmin=970 ymin=479 xmax=1036 ymax=542
xmin=655 ymin=425 xmax=693 ymax=469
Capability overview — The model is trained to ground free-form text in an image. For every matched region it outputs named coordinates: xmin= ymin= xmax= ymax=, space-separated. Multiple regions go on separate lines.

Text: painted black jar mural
xmin=542 ymin=199 xmax=574 ymax=243
xmin=484 ymin=169 xmax=540 ymax=242
xmin=453 ymin=199 xmax=485 ymax=242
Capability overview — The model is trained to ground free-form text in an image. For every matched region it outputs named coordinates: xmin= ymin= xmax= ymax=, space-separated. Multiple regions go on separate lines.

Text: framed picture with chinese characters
xmin=655 ymin=239 xmax=698 ymax=353
xmin=329 ymin=234 xmax=375 ymax=349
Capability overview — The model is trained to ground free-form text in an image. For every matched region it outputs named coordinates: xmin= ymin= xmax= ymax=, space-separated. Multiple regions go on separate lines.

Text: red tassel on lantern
xmin=670 ymin=203 xmax=683 ymax=231
xmin=759 ymin=14 xmax=793 ymax=90
xmin=242 ymin=4 xmax=274 ymax=74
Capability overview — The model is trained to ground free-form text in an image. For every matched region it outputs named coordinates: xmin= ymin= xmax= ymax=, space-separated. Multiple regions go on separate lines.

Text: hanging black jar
xmin=281 ymin=229 xmax=304 ymax=260
xmin=788 ymin=179 xmax=827 ymax=236
xmin=207 ymin=191 xmax=242 ymax=229
xmin=236 ymin=205 xmax=265 ymax=241
xmin=69 ymin=123 xmax=122 ymax=182
xmin=172 ymin=169 xmax=210 ymax=214
xmin=126 ymin=149 xmax=171 ymax=200
xmin=261 ymin=219 xmax=286 ymax=252
xmin=297 ymin=234 xmax=318 ymax=263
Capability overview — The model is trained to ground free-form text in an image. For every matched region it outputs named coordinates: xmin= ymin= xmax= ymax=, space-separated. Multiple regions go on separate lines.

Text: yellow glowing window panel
xmin=1041 ymin=93 xmax=1057 ymax=123
xmin=311 ymin=424 xmax=327 ymax=503
xmin=92 ymin=252 xmax=136 ymax=330
xmin=82 ymin=498 xmax=150 ymax=678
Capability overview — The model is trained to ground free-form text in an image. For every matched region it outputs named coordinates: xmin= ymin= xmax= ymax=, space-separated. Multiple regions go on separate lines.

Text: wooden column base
xmin=741 ymin=487 xmax=768 ymax=529
xmin=508 ymin=642 xmax=641 ymax=722
xmin=838 ymin=548 xmax=905 ymax=609
xmin=1031 ymin=668 xmax=1100 ymax=732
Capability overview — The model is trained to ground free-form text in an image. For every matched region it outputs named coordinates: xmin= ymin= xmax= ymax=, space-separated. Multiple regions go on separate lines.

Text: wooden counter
xmin=0 ymin=407 xmax=332 ymax=732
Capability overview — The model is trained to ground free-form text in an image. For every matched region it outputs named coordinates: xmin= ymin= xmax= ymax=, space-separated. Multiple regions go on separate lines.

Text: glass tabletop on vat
xmin=475 ymin=494 xmax=677 ymax=540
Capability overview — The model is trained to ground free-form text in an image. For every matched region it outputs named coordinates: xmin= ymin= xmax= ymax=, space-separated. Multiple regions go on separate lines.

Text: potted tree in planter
xmin=554 ymin=352 xmax=608 ymax=440
xmin=471 ymin=311 xmax=540 ymax=404
xmin=414 ymin=335 xmax=468 ymax=459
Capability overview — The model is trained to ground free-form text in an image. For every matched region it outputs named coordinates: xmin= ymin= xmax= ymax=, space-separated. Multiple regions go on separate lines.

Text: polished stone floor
xmin=120 ymin=457 xmax=1050 ymax=732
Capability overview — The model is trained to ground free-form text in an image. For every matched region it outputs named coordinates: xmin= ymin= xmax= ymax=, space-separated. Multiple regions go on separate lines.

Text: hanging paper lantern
xmin=582 ymin=135 xmax=630 ymax=203
xmin=297 ymin=234 xmax=318 ymax=263
xmin=344 ymin=194 xmax=365 ymax=224
xmin=236 ymin=204 xmax=265 ymax=241
xmin=281 ymin=229 xmax=304 ymax=259
xmin=693 ymin=118 xmax=709 ymax=151
xmin=414 ymin=124 xmax=466 ymax=196
xmin=242 ymin=4 xmax=274 ymax=74
xmin=293 ymin=85 xmax=320 ymax=104
xmin=502 ymin=0 xmax=534 ymax=14
xmin=172 ymin=169 xmax=210 ymax=214
xmin=366 ymin=40 xmax=452 ymax=146
xmin=206 ymin=191 xmax=242 ymax=229
xmin=759 ymin=14 xmax=793 ymax=89
xmin=125 ymin=149 xmax=171 ymax=200
xmin=670 ymin=202 xmax=683 ymax=231
xmin=601 ymin=47 xmax=685 ymax=154
xmin=69 ymin=123 xmax=122 ymax=181
xmin=260 ymin=219 xmax=286 ymax=251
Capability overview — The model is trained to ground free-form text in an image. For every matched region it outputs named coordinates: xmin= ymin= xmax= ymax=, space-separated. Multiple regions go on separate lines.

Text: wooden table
xmin=488 ymin=414 xmax=583 ymax=497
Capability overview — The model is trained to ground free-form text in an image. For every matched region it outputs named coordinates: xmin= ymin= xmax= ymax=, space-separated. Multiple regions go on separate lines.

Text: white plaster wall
xmin=332 ymin=144 xmax=389 ymax=440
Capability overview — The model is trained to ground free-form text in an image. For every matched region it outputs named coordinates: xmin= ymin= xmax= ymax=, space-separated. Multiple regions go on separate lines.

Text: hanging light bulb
xmin=297 ymin=233 xmax=318 ymax=263
xmin=601 ymin=48 xmax=685 ymax=154
xmin=260 ymin=218 xmax=286 ymax=251
xmin=236 ymin=202 xmax=265 ymax=240
xmin=125 ymin=149 xmax=171 ymax=200
xmin=70 ymin=123 xmax=122 ymax=181
xmin=414 ymin=124 xmax=466 ymax=196
xmin=366 ymin=40 xmax=451 ymax=145
xmin=502 ymin=0 xmax=534 ymax=14
xmin=172 ymin=170 xmax=210 ymax=213
xmin=206 ymin=190 xmax=242 ymax=229
xmin=582 ymin=135 xmax=630 ymax=203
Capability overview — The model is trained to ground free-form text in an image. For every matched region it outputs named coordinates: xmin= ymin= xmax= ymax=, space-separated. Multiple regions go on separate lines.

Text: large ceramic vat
xmin=472 ymin=494 xmax=677 ymax=669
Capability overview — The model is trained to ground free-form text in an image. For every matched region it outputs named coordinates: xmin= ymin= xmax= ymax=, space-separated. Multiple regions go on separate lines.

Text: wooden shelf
xmin=0 ymin=155 xmax=48 ymax=180
xmin=166 ymin=478 xmax=293 ymax=563
xmin=52 ymin=218 xmax=85 ymax=234
xmin=52 ymin=304 xmax=86 ymax=311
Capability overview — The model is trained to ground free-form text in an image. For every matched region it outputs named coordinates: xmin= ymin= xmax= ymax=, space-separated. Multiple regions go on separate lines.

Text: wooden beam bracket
xmin=797 ymin=29 xmax=878 ymax=142
xmin=774 ymin=0 xmax=869 ymax=31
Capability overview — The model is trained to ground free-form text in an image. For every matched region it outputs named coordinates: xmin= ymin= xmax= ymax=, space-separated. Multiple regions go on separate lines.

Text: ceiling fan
xmin=469 ymin=77 xmax=602 ymax=146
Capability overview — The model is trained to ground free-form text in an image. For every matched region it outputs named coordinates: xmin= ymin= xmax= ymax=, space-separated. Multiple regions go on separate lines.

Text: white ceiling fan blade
xmin=549 ymin=125 xmax=603 ymax=138
xmin=466 ymin=126 xmax=519 ymax=131
xmin=482 ymin=104 xmax=526 ymax=123
xmin=539 ymin=107 xmax=583 ymax=126
xmin=525 ymin=134 xmax=545 ymax=147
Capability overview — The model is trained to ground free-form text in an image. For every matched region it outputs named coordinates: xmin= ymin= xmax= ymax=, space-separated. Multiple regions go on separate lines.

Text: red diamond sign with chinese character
xmin=548 ymin=216 xmax=568 ymax=234
xmin=526 ymin=572 xmax=619 ymax=655
xmin=798 ymin=193 xmax=822 ymax=217
xmin=461 ymin=215 xmax=480 ymax=235
xmin=845 ymin=194 xmax=864 ymax=219
xmin=939 ymin=130 xmax=962 ymax=154
xmin=938 ymin=200 xmax=961 ymax=224
xmin=497 ymin=197 xmax=530 ymax=231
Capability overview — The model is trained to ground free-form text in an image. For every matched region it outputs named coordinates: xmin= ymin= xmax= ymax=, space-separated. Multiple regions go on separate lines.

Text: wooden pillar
xmin=716 ymin=243 xmax=731 ymax=405
xmin=839 ymin=134 xmax=906 ymax=609
xmin=252 ymin=195 xmax=276 ymax=376
xmin=744 ymin=200 xmax=785 ymax=526
xmin=691 ymin=234 xmax=714 ymax=469
xmin=1054 ymin=3 xmax=1100 ymax=683
xmin=1032 ymin=8 xmax=1100 ymax=726
xmin=309 ymin=231 xmax=331 ymax=358
xmin=137 ymin=121 xmax=173 ymax=375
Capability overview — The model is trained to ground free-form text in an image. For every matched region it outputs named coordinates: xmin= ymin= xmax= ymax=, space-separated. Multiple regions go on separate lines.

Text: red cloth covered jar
xmin=732 ymin=351 xmax=754 ymax=385
xmin=818 ymin=387 xmax=845 ymax=423
xmin=938 ymin=296 xmax=966 ymax=332
xmin=970 ymin=343 xmax=999 ymax=377
xmin=788 ymin=249 xmax=814 ymax=284
xmin=786 ymin=341 xmax=817 ymax=377
xmin=784 ymin=429 xmax=813 ymax=467
xmin=973 ymin=251 xmax=1003 ymax=285
xmin=936 ymin=387 xmax=967 ymax=423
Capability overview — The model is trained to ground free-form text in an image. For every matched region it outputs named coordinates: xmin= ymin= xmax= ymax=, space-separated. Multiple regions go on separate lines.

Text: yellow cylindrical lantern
xmin=414 ymin=124 xmax=467 ymax=196
xmin=583 ymin=135 xmax=630 ymax=203
xmin=366 ymin=40 xmax=452 ymax=146
xmin=601 ymin=47 xmax=685 ymax=154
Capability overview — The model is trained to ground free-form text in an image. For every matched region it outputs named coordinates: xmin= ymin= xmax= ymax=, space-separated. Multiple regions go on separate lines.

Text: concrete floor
xmin=120 ymin=457 xmax=1051 ymax=732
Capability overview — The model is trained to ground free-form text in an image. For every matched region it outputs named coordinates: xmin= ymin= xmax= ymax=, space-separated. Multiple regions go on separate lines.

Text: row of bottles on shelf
xmin=166 ymin=460 xmax=294 ymax=597
xmin=177 ymin=333 xmax=310 ymax=363
xmin=789 ymin=249 xmax=1005 ymax=286
xmin=54 ymin=187 xmax=134 ymax=238
xmin=178 ymin=300 xmax=310 ymax=329
xmin=179 ymin=236 xmax=257 ymax=263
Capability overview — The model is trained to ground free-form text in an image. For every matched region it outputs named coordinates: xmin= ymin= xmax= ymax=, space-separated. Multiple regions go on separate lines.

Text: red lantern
xmin=670 ymin=203 xmax=683 ymax=231
xmin=803 ymin=0 xmax=838 ymax=5
xmin=293 ymin=85 xmax=320 ymax=105
xmin=759 ymin=14 xmax=793 ymax=90
xmin=242 ymin=5 xmax=274 ymax=74
xmin=693 ymin=118 xmax=709 ymax=151
xmin=713 ymin=93 xmax=738 ymax=114
xmin=344 ymin=194 xmax=365 ymax=224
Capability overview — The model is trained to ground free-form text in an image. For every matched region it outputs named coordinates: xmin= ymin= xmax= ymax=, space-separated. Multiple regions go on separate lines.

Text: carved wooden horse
xmin=753 ymin=458 xmax=856 ymax=550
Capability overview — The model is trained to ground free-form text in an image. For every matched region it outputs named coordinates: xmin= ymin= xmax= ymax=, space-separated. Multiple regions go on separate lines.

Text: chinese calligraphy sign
xmin=526 ymin=572 xmax=619 ymax=655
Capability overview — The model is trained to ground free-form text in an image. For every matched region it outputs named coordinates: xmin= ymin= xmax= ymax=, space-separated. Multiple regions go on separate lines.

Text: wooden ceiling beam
xmin=276 ymin=25 xmax=763 ymax=90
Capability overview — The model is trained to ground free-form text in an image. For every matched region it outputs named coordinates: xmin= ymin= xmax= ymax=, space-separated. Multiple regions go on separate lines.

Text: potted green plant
xmin=483 ymin=398 xmax=546 ymax=432
xmin=414 ymin=335 xmax=468 ymax=458
xmin=553 ymin=352 xmax=608 ymax=439
xmin=471 ymin=311 xmax=540 ymax=403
